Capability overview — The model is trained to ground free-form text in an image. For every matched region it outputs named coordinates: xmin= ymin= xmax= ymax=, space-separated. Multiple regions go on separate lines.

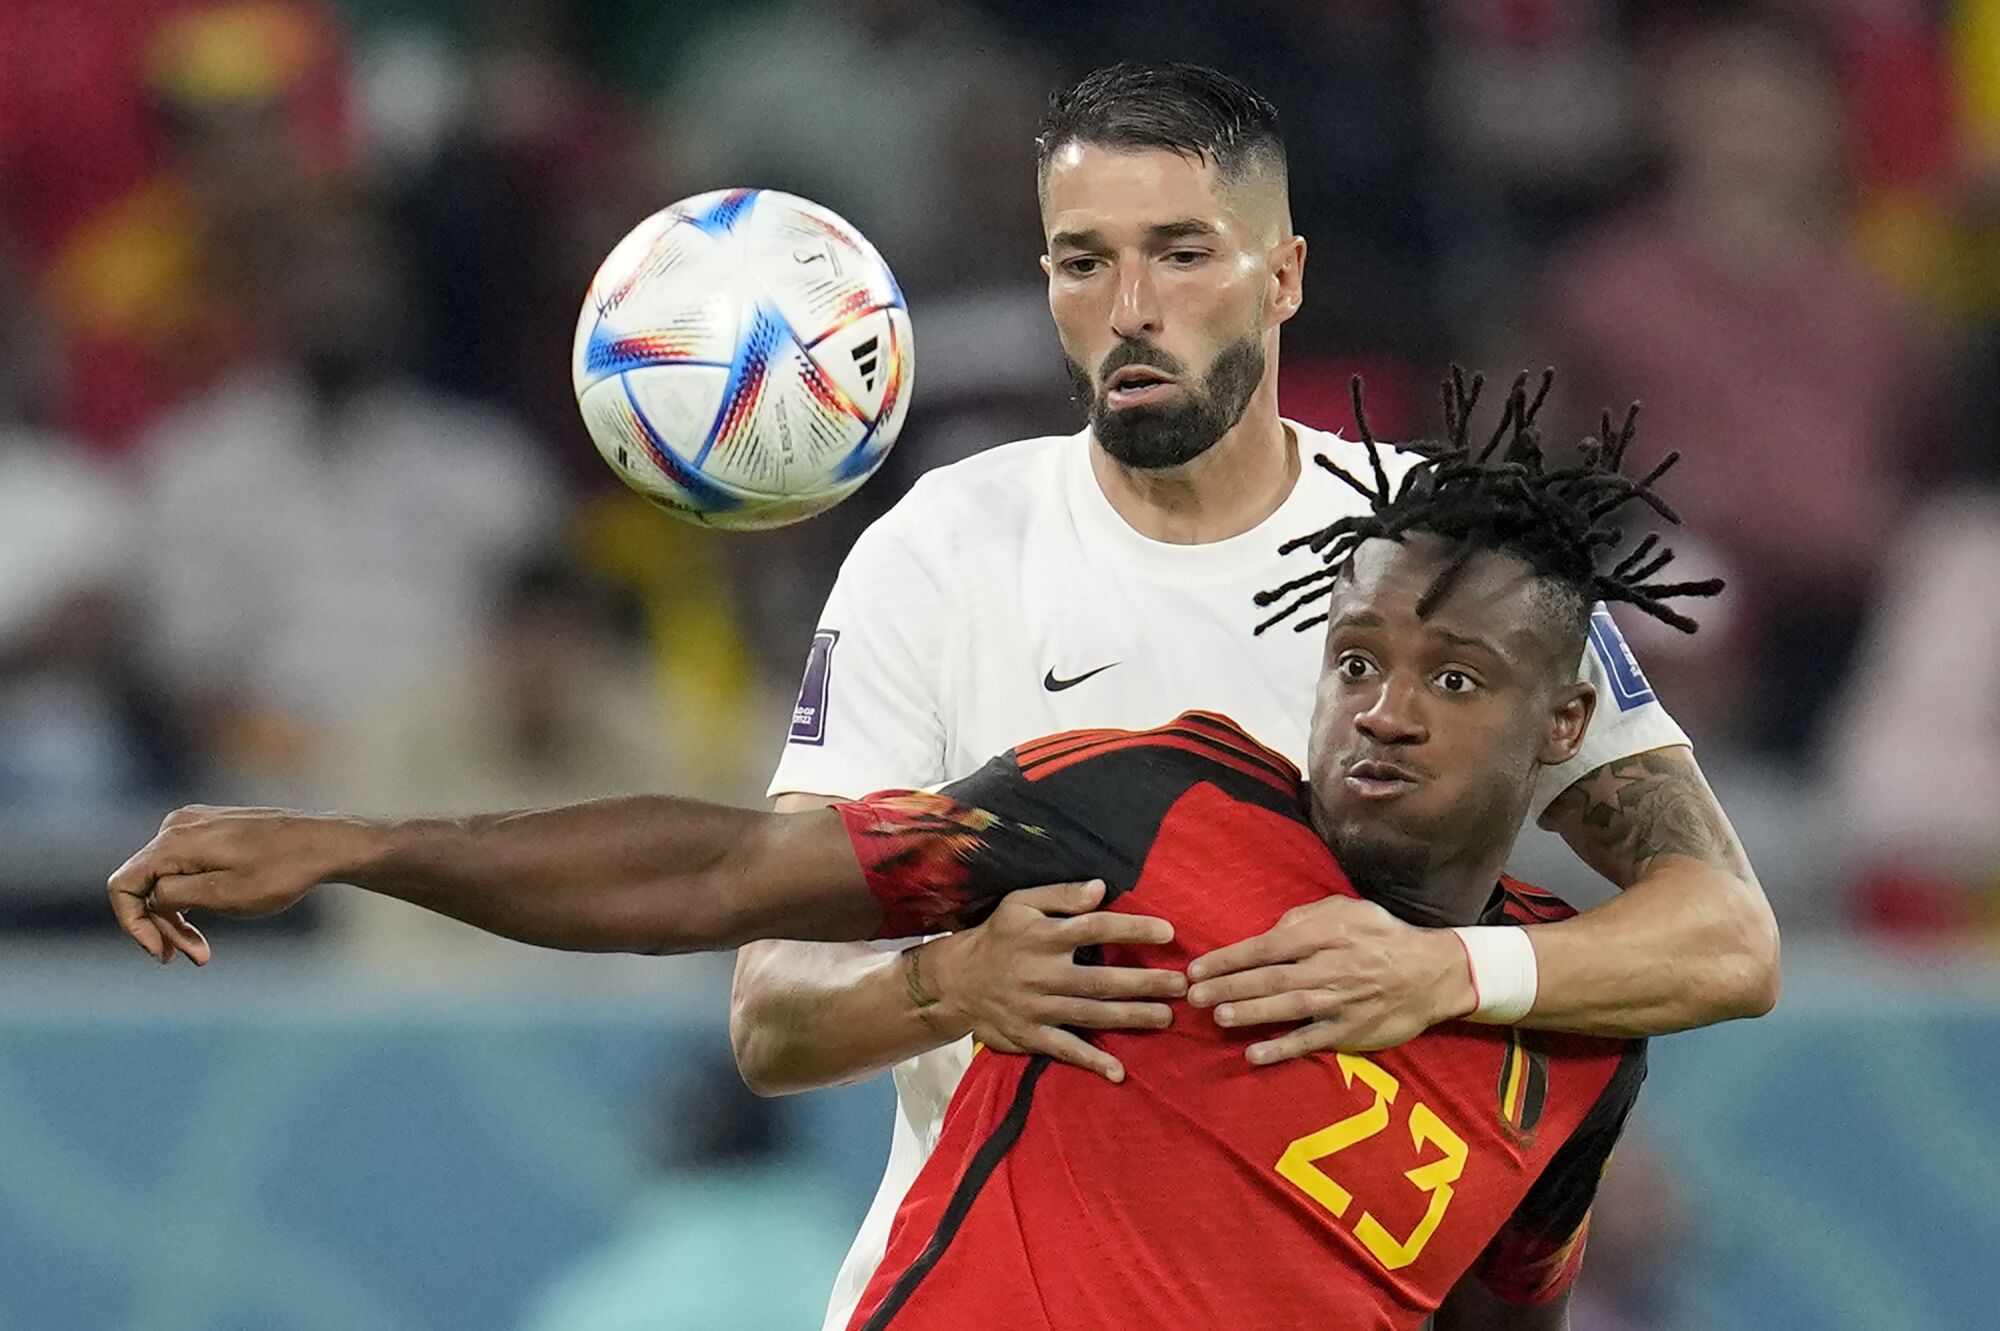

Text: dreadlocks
xmin=1253 ymin=367 xmax=1724 ymax=639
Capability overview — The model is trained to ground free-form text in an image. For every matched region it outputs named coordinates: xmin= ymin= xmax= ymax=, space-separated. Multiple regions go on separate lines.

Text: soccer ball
xmin=571 ymin=189 xmax=914 ymax=529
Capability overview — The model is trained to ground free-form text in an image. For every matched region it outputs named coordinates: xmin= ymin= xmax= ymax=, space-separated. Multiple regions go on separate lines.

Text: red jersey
xmin=835 ymin=712 xmax=1644 ymax=1331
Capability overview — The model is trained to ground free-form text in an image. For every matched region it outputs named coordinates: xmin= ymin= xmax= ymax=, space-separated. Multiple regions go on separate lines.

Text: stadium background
xmin=2 ymin=1 xmax=1996 ymax=1328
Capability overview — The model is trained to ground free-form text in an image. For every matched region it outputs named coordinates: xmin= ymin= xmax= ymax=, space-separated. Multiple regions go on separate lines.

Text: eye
xmin=1436 ymin=669 xmax=1479 ymax=695
xmin=1336 ymin=652 xmax=1377 ymax=680
xmin=1059 ymin=256 xmax=1105 ymax=277
xmin=1164 ymin=249 xmax=1207 ymax=267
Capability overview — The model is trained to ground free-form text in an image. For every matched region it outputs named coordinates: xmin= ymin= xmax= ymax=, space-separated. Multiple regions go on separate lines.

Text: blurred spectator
xmin=395 ymin=0 xmax=677 ymax=475
xmin=1824 ymin=492 xmax=2000 ymax=917
xmin=0 ymin=238 xmax=194 ymax=808
xmin=667 ymin=0 xmax=1034 ymax=280
xmin=327 ymin=551 xmax=685 ymax=971
xmin=1430 ymin=0 xmax=1640 ymax=270
xmin=134 ymin=190 xmax=562 ymax=797
xmin=515 ymin=1056 xmax=851 ymax=1331
xmin=1544 ymin=11 xmax=1944 ymax=758
xmin=0 ymin=0 xmax=352 ymax=451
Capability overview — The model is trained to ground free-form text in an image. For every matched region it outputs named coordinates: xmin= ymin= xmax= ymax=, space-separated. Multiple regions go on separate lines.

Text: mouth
xmin=1342 ymin=759 xmax=1425 ymax=800
xmin=1104 ymin=365 xmax=1179 ymax=409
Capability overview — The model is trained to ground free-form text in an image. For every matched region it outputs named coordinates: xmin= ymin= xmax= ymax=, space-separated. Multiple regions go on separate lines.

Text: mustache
xmin=1338 ymin=748 xmax=1435 ymax=781
xmin=1097 ymin=339 xmax=1186 ymax=384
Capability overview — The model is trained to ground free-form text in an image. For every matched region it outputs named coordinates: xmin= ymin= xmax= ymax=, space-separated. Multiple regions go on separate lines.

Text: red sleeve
xmin=836 ymin=715 xmax=1304 ymax=939
xmin=835 ymin=790 xmax=1009 ymax=939
xmin=831 ymin=745 xmax=1139 ymax=939
xmin=1475 ymin=1041 xmax=1646 ymax=1306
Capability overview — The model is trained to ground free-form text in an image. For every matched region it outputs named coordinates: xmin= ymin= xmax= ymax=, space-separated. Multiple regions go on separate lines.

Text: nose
xmin=1109 ymin=261 xmax=1162 ymax=342
xmin=1353 ymin=674 xmax=1428 ymax=747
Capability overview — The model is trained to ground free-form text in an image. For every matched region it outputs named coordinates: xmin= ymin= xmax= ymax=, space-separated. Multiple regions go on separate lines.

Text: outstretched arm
xmin=1526 ymin=743 xmax=1778 ymax=1033
xmin=1187 ymin=745 xmax=1778 ymax=1059
xmin=108 ymin=796 xmax=882 ymax=965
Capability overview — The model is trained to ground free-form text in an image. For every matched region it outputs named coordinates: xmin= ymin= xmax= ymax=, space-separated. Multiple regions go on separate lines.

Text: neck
xmin=1348 ymin=846 xmax=1512 ymax=930
xmin=1087 ymin=372 xmax=1297 ymax=544
xmin=1312 ymin=795 xmax=1524 ymax=930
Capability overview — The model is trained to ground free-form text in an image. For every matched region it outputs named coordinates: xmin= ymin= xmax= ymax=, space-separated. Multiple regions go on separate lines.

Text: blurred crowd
xmin=6 ymin=5 xmax=1970 ymax=1330
xmin=4 ymin=0 xmax=1999 ymax=946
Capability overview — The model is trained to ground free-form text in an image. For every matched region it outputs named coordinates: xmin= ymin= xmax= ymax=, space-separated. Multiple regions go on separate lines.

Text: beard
xmin=1320 ymin=824 xmax=1444 ymax=925
xmin=1067 ymin=334 xmax=1265 ymax=470
xmin=1308 ymin=754 xmax=1534 ymax=928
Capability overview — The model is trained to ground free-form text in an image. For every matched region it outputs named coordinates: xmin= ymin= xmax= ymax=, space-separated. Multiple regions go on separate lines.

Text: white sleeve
xmin=1528 ymin=605 xmax=1691 ymax=821
xmin=767 ymin=503 xmax=952 ymax=799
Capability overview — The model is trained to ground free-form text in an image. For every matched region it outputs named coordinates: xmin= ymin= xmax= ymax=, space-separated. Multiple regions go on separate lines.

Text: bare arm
xmin=731 ymin=794 xmax=959 ymax=1095
xmin=1531 ymin=743 xmax=1780 ymax=1034
xmin=731 ymin=793 xmax=1183 ymax=1096
xmin=1432 ymin=1280 xmax=1570 ymax=1331
xmin=108 ymin=795 xmax=882 ymax=963
xmin=1187 ymin=744 xmax=1778 ymax=1060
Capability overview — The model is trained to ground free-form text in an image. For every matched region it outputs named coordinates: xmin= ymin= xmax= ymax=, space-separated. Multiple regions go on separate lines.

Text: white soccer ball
xmin=571 ymin=189 xmax=914 ymax=529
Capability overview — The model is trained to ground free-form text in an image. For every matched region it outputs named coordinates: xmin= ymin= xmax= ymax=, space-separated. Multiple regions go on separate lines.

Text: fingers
xmin=1186 ymin=962 xmax=1310 ymax=1009
xmin=1185 ymin=927 xmax=1316 ymax=982
xmin=149 ymin=870 xmax=229 ymax=915
xmin=1002 ymin=879 xmax=1107 ymax=916
xmin=1210 ymin=990 xmax=1333 ymax=1030
xmin=108 ymin=845 xmax=171 ymax=962
xmin=1017 ymin=1026 xmax=1125 ymax=1083
xmin=1038 ymin=997 xmax=1173 ymax=1032
xmin=1246 ymin=1023 xmax=1343 ymax=1066
xmin=1066 ymin=964 xmax=1188 ymax=1002
xmin=110 ymin=888 xmax=169 ymax=963
xmin=152 ymin=909 xmax=211 ymax=967
xmin=1051 ymin=911 xmax=1173 ymax=948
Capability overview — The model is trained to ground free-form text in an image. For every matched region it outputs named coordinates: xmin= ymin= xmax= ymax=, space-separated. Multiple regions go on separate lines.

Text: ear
xmin=1039 ymin=253 xmax=1053 ymax=279
xmin=1537 ymin=680 xmax=1596 ymax=767
xmin=1266 ymin=234 xmax=1306 ymax=329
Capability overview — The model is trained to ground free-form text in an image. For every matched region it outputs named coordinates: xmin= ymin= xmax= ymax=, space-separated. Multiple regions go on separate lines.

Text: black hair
xmin=1036 ymin=62 xmax=1285 ymax=188
xmin=1254 ymin=368 xmax=1723 ymax=640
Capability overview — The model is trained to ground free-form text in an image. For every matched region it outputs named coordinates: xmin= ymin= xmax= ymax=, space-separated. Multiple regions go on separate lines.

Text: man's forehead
xmin=1041 ymin=142 xmax=1267 ymax=239
xmin=1333 ymin=539 xmax=1548 ymax=644
xmin=1048 ymin=144 xmax=1232 ymax=219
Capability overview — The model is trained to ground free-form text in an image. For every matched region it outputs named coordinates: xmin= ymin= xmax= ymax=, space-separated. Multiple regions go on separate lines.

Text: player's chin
xmin=1317 ymin=788 xmax=1440 ymax=851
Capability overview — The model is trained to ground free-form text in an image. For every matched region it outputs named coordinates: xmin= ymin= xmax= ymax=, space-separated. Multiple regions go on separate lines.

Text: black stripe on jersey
xmin=1015 ymin=713 xmax=1300 ymax=796
xmin=1022 ymin=729 xmax=1298 ymax=802
xmin=857 ymin=1055 xmax=1053 ymax=1331
xmin=1177 ymin=711 xmax=1303 ymax=782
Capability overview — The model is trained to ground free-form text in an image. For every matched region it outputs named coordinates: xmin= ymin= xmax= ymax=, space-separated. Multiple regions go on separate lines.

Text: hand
xmin=107 ymin=804 xmax=374 ymax=965
xmin=1185 ymin=896 xmax=1476 ymax=1064
xmin=918 ymin=880 xmax=1184 ymax=1083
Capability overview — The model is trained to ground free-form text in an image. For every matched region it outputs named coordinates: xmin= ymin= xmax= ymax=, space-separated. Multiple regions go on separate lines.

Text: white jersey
xmin=767 ymin=422 xmax=1688 ymax=1331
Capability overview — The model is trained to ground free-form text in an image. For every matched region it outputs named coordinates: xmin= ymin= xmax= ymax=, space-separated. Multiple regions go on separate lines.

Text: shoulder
xmin=1008 ymin=710 xmax=1304 ymax=815
xmin=1287 ymin=421 xmax=1427 ymax=501
xmin=1493 ymin=875 xmax=1581 ymax=927
xmin=867 ymin=431 xmax=1074 ymax=546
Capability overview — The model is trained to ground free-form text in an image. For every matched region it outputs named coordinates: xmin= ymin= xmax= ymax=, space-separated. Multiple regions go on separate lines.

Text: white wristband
xmin=1450 ymin=925 xmax=1538 ymax=1024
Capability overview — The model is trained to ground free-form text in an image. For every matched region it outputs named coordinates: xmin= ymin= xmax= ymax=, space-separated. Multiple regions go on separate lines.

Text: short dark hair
xmin=1255 ymin=368 xmax=1723 ymax=644
xmin=1036 ymin=62 xmax=1286 ymax=190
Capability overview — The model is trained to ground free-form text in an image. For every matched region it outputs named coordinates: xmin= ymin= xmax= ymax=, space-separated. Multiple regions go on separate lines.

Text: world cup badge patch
xmin=1586 ymin=606 xmax=1656 ymax=711
xmin=789 ymin=629 xmax=840 ymax=745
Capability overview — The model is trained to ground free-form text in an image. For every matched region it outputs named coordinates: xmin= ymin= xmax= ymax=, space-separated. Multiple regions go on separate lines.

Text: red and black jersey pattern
xmin=838 ymin=710 xmax=1307 ymax=939
xmin=834 ymin=713 xmax=1643 ymax=1331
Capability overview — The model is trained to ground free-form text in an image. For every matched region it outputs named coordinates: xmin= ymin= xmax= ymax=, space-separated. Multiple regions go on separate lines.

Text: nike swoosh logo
xmin=1043 ymin=662 xmax=1119 ymax=692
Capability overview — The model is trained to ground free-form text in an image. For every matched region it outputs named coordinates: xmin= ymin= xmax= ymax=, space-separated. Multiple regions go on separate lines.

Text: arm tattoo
xmin=1543 ymin=747 xmax=1752 ymax=888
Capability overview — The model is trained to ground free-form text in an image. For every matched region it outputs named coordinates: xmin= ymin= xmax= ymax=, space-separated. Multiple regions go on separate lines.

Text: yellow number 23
xmin=1275 ymin=1053 xmax=1469 ymax=1271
